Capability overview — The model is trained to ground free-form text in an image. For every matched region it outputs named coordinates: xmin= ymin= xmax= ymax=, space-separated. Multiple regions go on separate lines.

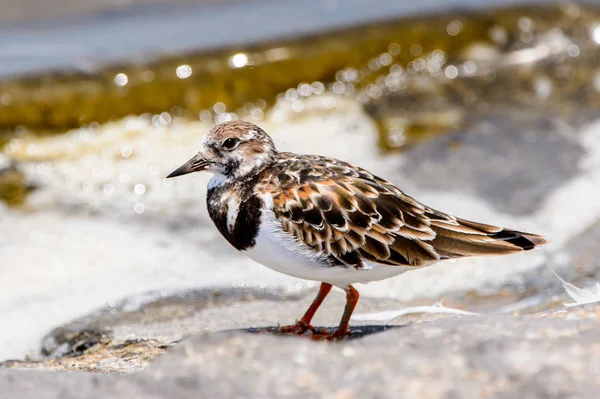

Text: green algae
xmin=0 ymin=3 xmax=598 ymax=135
xmin=0 ymin=167 xmax=29 ymax=206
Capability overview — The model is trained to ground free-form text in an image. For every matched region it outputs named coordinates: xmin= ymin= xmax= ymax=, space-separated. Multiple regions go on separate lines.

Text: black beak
xmin=166 ymin=155 xmax=209 ymax=178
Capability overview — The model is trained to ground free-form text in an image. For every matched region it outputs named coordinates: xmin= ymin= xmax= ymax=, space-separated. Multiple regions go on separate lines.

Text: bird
xmin=167 ymin=120 xmax=547 ymax=340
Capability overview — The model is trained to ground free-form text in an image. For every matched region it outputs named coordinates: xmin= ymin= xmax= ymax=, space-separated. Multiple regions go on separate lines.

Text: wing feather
xmin=255 ymin=153 xmax=547 ymax=269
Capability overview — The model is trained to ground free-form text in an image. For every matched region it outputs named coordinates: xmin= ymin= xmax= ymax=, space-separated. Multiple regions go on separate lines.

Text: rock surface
xmin=1 ymin=304 xmax=599 ymax=398
xmin=0 ymin=287 xmax=434 ymax=372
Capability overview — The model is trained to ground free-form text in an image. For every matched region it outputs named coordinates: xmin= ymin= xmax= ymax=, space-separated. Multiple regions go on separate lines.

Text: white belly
xmin=243 ymin=209 xmax=422 ymax=288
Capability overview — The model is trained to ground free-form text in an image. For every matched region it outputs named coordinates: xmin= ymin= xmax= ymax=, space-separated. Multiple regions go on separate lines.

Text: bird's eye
xmin=221 ymin=137 xmax=239 ymax=150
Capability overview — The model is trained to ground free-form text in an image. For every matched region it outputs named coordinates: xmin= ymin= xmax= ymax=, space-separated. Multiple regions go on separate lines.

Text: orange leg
xmin=333 ymin=285 xmax=359 ymax=339
xmin=279 ymin=282 xmax=332 ymax=335
xmin=311 ymin=285 xmax=359 ymax=341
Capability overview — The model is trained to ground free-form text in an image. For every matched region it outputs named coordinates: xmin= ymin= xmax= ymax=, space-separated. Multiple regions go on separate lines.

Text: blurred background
xmin=1 ymin=0 xmax=600 ymax=362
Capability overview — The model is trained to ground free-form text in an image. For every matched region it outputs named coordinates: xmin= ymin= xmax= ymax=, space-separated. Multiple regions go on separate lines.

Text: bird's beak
xmin=166 ymin=154 xmax=209 ymax=178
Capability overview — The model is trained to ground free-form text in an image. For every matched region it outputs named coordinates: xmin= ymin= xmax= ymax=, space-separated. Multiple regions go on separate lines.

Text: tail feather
xmin=429 ymin=217 xmax=548 ymax=259
xmin=489 ymin=229 xmax=548 ymax=250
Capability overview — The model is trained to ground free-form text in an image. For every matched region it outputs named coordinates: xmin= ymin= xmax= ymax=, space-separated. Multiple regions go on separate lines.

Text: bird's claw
xmin=278 ymin=321 xmax=347 ymax=340
xmin=277 ymin=320 xmax=314 ymax=335
xmin=308 ymin=329 xmax=350 ymax=341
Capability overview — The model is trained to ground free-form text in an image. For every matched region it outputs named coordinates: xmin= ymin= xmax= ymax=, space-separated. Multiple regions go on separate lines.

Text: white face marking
xmin=196 ymin=123 xmax=277 ymax=181
xmin=241 ymin=129 xmax=256 ymax=141
xmin=236 ymin=152 xmax=269 ymax=177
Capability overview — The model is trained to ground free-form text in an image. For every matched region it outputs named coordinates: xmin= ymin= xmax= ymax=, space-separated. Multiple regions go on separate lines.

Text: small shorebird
xmin=167 ymin=121 xmax=547 ymax=340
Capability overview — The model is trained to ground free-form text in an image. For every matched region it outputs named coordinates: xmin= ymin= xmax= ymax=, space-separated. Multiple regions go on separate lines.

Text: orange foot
xmin=309 ymin=329 xmax=350 ymax=341
xmin=278 ymin=321 xmax=331 ymax=336
xmin=278 ymin=320 xmax=314 ymax=335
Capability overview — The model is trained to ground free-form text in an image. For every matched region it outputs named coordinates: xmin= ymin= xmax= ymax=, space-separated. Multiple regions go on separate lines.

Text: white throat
xmin=207 ymin=171 xmax=228 ymax=190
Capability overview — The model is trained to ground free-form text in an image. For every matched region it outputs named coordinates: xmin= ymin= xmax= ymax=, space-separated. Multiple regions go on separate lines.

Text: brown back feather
xmin=255 ymin=153 xmax=548 ymax=269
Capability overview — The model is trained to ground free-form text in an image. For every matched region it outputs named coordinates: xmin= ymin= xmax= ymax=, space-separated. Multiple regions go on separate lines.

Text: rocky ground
xmin=1 ymin=299 xmax=599 ymax=398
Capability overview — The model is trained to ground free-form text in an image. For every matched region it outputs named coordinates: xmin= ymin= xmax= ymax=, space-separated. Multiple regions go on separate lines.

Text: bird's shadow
xmin=241 ymin=324 xmax=406 ymax=340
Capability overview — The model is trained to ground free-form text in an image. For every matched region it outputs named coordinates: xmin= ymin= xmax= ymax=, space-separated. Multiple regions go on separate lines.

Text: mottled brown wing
xmin=257 ymin=154 xmax=547 ymax=269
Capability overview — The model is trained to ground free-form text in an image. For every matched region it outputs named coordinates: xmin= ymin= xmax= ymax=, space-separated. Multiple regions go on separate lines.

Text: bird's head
xmin=167 ymin=121 xmax=277 ymax=181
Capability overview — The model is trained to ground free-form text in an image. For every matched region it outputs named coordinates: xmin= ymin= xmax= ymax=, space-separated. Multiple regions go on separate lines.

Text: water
xmin=0 ymin=0 xmax=572 ymax=77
